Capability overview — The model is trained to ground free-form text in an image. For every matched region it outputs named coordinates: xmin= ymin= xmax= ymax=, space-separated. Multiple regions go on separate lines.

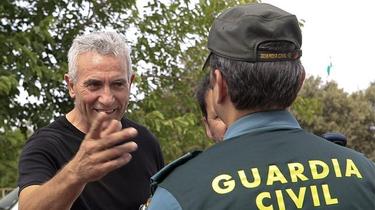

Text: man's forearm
xmin=19 ymin=163 xmax=86 ymax=210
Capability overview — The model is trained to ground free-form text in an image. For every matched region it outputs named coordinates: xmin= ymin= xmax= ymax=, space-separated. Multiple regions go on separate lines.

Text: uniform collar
xmin=224 ymin=110 xmax=301 ymax=140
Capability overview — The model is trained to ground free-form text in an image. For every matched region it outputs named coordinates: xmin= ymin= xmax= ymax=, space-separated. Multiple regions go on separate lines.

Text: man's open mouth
xmin=94 ymin=109 xmax=116 ymax=115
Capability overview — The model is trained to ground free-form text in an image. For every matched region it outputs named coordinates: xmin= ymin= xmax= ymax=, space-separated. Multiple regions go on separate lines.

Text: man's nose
xmin=99 ymin=86 xmax=115 ymax=105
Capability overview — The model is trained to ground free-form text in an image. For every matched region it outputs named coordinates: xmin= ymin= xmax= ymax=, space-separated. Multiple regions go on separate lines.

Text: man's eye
xmin=112 ymin=82 xmax=126 ymax=89
xmin=114 ymin=82 xmax=125 ymax=87
xmin=85 ymin=82 xmax=102 ymax=89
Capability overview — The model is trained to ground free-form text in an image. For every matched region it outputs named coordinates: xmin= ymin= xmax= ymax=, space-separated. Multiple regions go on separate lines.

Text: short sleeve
xmin=18 ymin=135 xmax=60 ymax=192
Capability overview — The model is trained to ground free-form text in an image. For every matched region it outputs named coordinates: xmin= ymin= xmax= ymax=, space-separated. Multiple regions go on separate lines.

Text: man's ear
xmin=213 ymin=69 xmax=228 ymax=104
xmin=202 ymin=117 xmax=213 ymax=139
xmin=298 ymin=70 xmax=306 ymax=90
xmin=129 ymin=73 xmax=135 ymax=89
xmin=64 ymin=74 xmax=76 ymax=99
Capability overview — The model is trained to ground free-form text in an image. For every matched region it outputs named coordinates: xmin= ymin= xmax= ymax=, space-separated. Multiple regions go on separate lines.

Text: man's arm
xmin=19 ymin=167 xmax=85 ymax=210
xmin=19 ymin=113 xmax=138 ymax=210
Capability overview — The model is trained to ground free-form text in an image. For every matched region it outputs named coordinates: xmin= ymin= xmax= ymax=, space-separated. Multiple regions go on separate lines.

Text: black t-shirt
xmin=18 ymin=116 xmax=164 ymax=210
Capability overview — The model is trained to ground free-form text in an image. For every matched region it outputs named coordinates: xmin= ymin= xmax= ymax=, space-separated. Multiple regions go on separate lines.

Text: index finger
xmin=85 ymin=113 xmax=110 ymax=140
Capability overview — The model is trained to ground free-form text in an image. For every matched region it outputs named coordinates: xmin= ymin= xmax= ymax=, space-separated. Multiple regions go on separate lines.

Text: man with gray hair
xmin=146 ymin=3 xmax=375 ymax=210
xmin=18 ymin=31 xmax=164 ymax=210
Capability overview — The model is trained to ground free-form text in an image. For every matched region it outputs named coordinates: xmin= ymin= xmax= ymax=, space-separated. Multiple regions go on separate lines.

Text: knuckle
xmin=111 ymin=147 xmax=123 ymax=157
xmin=81 ymin=142 xmax=97 ymax=153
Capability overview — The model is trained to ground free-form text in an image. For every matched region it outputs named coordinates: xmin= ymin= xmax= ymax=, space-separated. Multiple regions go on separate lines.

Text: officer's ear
xmin=212 ymin=69 xmax=228 ymax=104
xmin=202 ymin=117 xmax=213 ymax=139
xmin=297 ymin=69 xmax=306 ymax=93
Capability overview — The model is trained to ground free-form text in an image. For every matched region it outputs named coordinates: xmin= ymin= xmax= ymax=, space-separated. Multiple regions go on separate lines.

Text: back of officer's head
xmin=204 ymin=3 xmax=305 ymax=111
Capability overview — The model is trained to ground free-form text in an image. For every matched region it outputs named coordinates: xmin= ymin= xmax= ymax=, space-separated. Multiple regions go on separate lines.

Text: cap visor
xmin=202 ymin=52 xmax=212 ymax=71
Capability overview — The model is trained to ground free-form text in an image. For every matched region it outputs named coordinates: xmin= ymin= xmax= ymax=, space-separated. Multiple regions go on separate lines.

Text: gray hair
xmin=67 ymin=31 xmax=132 ymax=83
xmin=209 ymin=43 xmax=305 ymax=111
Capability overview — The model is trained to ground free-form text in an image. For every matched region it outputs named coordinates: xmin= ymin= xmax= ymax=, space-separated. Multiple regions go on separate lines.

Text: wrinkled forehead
xmin=78 ymin=51 xmax=128 ymax=71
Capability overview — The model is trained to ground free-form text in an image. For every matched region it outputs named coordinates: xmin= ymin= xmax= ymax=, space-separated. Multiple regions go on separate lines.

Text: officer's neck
xmin=221 ymin=103 xmax=286 ymax=127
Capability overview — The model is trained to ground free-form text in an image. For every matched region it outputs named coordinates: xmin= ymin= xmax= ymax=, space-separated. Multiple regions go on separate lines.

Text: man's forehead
xmin=80 ymin=73 xmax=128 ymax=82
xmin=77 ymin=51 xmax=127 ymax=68
xmin=76 ymin=52 xmax=129 ymax=77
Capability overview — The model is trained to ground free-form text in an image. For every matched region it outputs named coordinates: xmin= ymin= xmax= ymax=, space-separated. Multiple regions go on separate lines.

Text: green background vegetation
xmin=1 ymin=0 xmax=374 ymax=188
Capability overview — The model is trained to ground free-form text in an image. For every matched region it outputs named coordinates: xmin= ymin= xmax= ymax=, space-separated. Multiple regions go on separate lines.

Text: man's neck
xmin=225 ymin=109 xmax=258 ymax=127
xmin=66 ymin=109 xmax=90 ymax=134
xmin=224 ymin=106 xmax=288 ymax=127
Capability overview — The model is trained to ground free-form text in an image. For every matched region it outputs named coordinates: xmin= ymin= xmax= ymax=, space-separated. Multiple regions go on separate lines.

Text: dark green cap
xmin=204 ymin=3 xmax=302 ymax=68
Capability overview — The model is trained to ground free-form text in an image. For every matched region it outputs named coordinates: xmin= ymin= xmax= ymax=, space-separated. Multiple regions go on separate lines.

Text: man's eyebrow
xmin=111 ymin=79 xmax=127 ymax=83
xmin=83 ymin=79 xmax=102 ymax=86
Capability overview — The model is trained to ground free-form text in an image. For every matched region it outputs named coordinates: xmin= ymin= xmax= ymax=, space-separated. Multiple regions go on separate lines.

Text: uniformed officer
xmin=146 ymin=3 xmax=375 ymax=210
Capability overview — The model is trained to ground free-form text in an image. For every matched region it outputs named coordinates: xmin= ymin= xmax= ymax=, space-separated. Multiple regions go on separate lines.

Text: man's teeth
xmin=95 ymin=109 xmax=115 ymax=114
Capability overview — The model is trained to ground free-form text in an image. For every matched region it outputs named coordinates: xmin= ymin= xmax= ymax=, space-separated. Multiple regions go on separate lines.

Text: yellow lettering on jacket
xmin=288 ymin=163 xmax=308 ymax=182
xmin=275 ymin=190 xmax=285 ymax=210
xmin=210 ymin=158 xmax=364 ymax=209
xmin=322 ymin=184 xmax=339 ymax=205
xmin=211 ymin=174 xmax=235 ymax=194
xmin=256 ymin=192 xmax=273 ymax=210
xmin=238 ymin=168 xmax=261 ymax=188
xmin=331 ymin=159 xmax=342 ymax=177
xmin=310 ymin=185 xmax=321 ymax=206
xmin=345 ymin=159 xmax=362 ymax=178
xmin=309 ymin=160 xmax=329 ymax=179
xmin=286 ymin=187 xmax=306 ymax=208
xmin=266 ymin=165 xmax=288 ymax=185
xmin=254 ymin=185 xmax=338 ymax=210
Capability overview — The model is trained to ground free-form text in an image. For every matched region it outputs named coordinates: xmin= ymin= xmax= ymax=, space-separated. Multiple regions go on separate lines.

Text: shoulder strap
xmin=150 ymin=150 xmax=202 ymax=194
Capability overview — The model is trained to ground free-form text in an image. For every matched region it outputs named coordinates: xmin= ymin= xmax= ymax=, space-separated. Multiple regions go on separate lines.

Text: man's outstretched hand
xmin=68 ymin=113 xmax=138 ymax=184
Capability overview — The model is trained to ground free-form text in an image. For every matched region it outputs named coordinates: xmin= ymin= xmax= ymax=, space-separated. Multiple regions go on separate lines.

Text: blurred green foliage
xmin=1 ymin=0 xmax=374 ymax=189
